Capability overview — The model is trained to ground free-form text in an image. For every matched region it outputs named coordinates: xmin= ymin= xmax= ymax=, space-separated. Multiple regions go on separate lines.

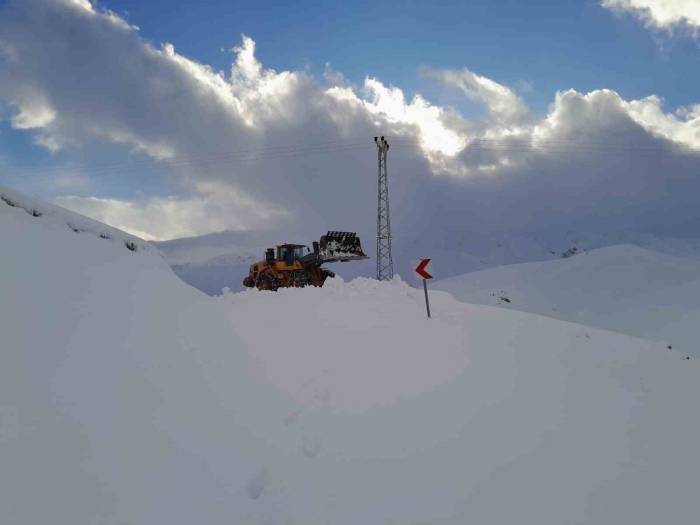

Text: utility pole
xmin=375 ymin=136 xmax=393 ymax=281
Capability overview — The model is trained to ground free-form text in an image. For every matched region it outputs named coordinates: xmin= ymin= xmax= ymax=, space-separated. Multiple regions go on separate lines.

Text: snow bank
xmin=2 ymin=189 xmax=699 ymax=524
xmin=434 ymin=244 xmax=700 ymax=356
xmin=1 ymin=185 xmax=151 ymax=254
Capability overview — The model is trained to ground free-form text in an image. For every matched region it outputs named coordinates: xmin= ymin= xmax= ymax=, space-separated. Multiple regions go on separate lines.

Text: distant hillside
xmin=154 ymin=226 xmax=700 ymax=295
xmin=434 ymin=244 xmax=700 ymax=356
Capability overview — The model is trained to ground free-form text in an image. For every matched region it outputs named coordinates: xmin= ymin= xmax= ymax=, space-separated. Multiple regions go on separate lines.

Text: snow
xmin=154 ymin=230 xmax=275 ymax=266
xmin=153 ymin=225 xmax=700 ymax=296
xmin=1 ymin=185 xmax=151 ymax=253
xmin=2 ymin=188 xmax=699 ymax=524
xmin=434 ymin=244 xmax=700 ymax=357
xmin=154 ymin=230 xmax=294 ymax=295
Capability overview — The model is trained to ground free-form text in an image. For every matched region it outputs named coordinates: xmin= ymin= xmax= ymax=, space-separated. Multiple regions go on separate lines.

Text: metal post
xmin=423 ymin=279 xmax=431 ymax=319
xmin=374 ymin=136 xmax=393 ymax=281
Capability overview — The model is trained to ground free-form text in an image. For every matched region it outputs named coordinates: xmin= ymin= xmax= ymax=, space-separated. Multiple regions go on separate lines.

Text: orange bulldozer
xmin=242 ymin=231 xmax=368 ymax=291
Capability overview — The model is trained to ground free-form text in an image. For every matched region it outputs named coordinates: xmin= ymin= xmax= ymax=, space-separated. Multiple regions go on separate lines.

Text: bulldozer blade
xmin=318 ymin=231 xmax=369 ymax=262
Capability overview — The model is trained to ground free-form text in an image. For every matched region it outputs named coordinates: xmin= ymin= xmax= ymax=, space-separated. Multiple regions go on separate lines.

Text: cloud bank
xmin=1 ymin=0 xmax=700 ymax=243
xmin=601 ymin=0 xmax=700 ymax=32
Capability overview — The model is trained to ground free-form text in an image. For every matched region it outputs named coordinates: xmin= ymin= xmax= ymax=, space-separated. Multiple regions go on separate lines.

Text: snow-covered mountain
xmin=2 ymin=186 xmax=699 ymax=524
xmin=434 ymin=244 xmax=700 ymax=357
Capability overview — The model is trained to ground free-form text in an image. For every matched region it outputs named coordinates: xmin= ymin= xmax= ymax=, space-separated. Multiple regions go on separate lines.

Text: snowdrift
xmin=2 ymin=188 xmax=699 ymax=524
xmin=434 ymin=244 xmax=700 ymax=357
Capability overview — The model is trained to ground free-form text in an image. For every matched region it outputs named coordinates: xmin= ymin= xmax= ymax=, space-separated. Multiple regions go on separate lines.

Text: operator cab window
xmin=277 ymin=245 xmax=307 ymax=263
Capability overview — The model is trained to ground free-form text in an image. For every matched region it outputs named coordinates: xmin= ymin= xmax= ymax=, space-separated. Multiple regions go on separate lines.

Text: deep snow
xmin=2 ymin=187 xmax=699 ymax=524
xmin=434 ymin=244 xmax=700 ymax=357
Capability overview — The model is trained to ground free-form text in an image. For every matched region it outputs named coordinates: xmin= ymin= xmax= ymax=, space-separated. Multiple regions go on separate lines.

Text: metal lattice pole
xmin=374 ymin=136 xmax=393 ymax=280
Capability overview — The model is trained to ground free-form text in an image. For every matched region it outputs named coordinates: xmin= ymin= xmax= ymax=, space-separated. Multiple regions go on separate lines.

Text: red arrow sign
xmin=415 ymin=258 xmax=433 ymax=279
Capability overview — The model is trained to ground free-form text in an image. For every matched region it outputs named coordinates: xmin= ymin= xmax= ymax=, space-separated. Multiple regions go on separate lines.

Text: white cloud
xmin=65 ymin=0 xmax=93 ymax=13
xmin=10 ymin=96 xmax=55 ymax=130
xmin=56 ymin=183 xmax=287 ymax=241
xmin=602 ymin=0 xmax=700 ymax=31
xmin=50 ymin=171 xmax=94 ymax=192
xmin=426 ymin=67 xmax=530 ymax=125
xmin=625 ymin=96 xmax=700 ymax=148
xmin=2 ymin=0 xmax=700 ymax=243
xmin=324 ymin=78 xmax=466 ymax=157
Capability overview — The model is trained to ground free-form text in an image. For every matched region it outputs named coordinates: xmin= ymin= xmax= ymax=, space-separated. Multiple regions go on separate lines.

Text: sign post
xmin=422 ymin=279 xmax=431 ymax=319
xmin=415 ymin=258 xmax=433 ymax=319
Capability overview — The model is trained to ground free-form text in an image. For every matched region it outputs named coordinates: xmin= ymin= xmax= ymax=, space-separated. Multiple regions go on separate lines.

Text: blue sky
xmin=1 ymin=0 xmax=700 ymax=240
xmin=102 ymin=0 xmax=699 ymax=111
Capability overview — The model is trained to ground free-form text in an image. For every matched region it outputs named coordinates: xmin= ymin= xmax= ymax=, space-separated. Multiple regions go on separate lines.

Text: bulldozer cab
xmin=276 ymin=244 xmax=309 ymax=266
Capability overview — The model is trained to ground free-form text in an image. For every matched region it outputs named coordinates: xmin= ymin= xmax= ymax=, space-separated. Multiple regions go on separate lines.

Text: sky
xmin=0 ymin=0 xmax=699 ymax=241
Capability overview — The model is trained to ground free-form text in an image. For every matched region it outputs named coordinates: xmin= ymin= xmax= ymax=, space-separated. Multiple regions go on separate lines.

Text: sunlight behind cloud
xmin=361 ymin=78 xmax=465 ymax=156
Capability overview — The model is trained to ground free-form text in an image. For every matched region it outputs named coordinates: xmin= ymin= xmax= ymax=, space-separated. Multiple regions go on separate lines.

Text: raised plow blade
xmin=317 ymin=231 xmax=369 ymax=262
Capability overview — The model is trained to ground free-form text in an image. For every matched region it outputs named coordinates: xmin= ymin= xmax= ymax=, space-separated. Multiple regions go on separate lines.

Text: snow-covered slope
xmin=154 ymin=230 xmax=301 ymax=295
xmin=1 ymin=185 xmax=151 ymax=253
xmin=155 ymin=229 xmax=280 ymax=265
xmin=434 ymin=244 xmax=700 ymax=357
xmin=154 ymin=229 xmax=382 ymax=295
xmin=152 ymin=228 xmax=557 ymax=295
xmin=2 ymin=189 xmax=699 ymax=524
xmin=155 ymin=226 xmax=700 ymax=296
